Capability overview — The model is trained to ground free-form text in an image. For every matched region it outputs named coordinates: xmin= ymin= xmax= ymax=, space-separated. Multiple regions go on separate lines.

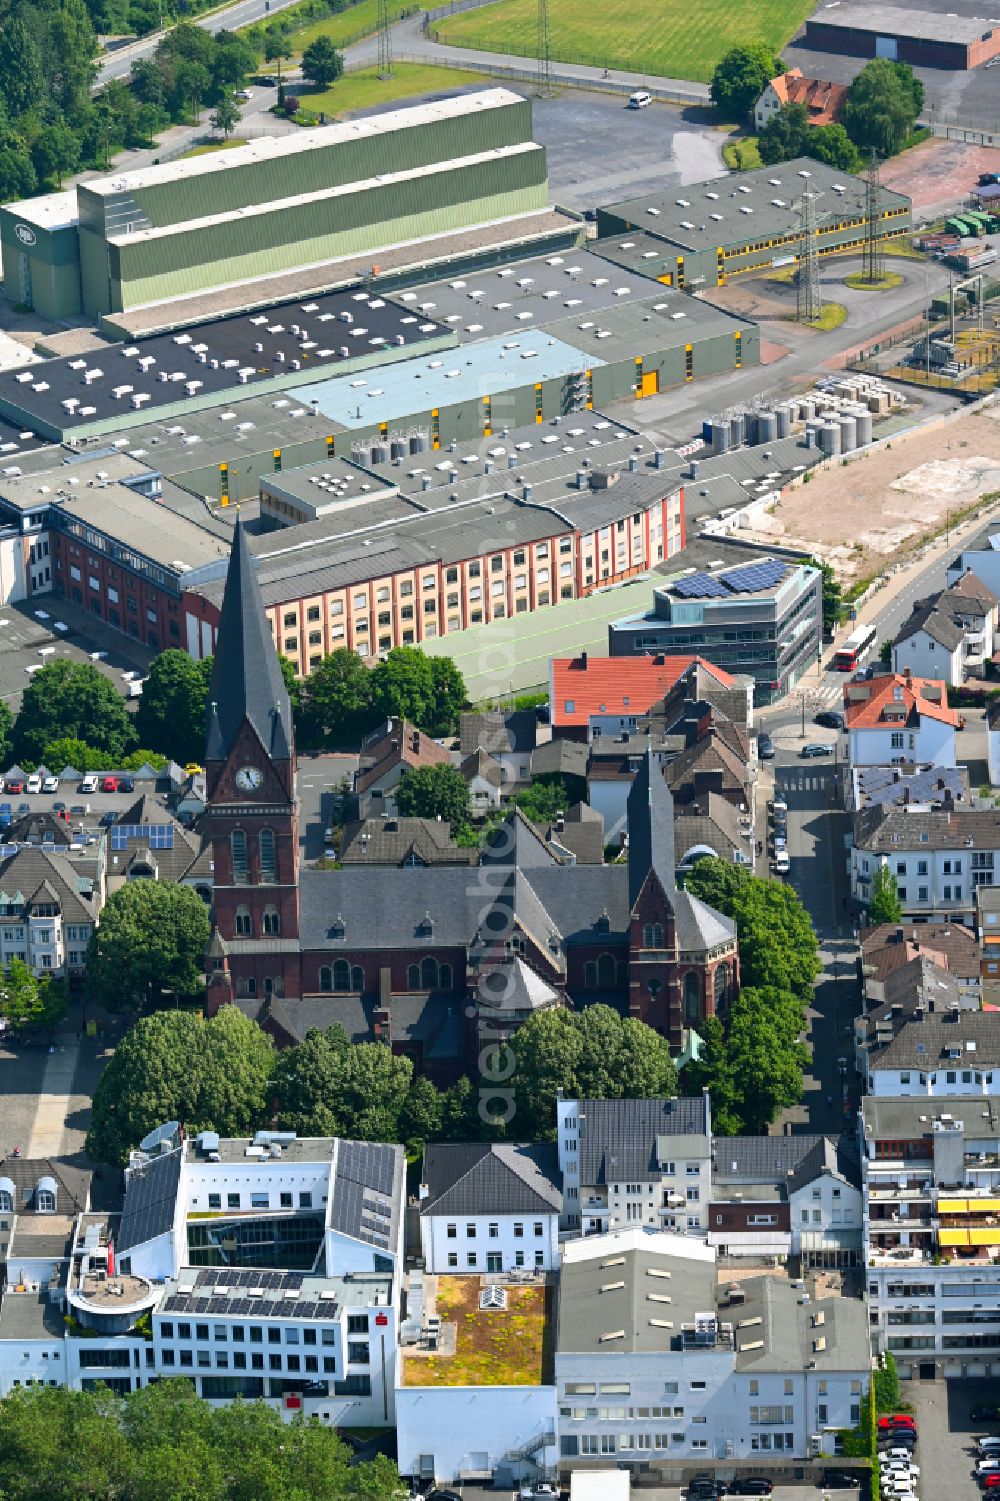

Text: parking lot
xmin=902 ymin=1379 xmax=995 ymax=1501
xmin=0 ymin=597 xmax=155 ymax=718
xmin=455 ymin=1484 xmax=837 ymax=1501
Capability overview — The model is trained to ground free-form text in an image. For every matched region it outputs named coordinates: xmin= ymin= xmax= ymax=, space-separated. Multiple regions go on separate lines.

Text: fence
xmin=927 ymin=117 xmax=1000 ymax=148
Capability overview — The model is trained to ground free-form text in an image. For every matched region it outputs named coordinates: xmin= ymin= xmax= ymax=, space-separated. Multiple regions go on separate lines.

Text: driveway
xmin=903 ymin=1378 xmax=993 ymax=1501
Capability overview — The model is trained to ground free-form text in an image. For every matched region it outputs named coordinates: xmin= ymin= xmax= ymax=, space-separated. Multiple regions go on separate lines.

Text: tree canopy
xmin=85 ymin=882 xmax=211 ymax=1015
xmin=870 ymin=862 xmax=903 ymax=925
xmin=686 ymin=987 xmax=808 ymax=1133
xmin=758 ymin=103 xmax=861 ymax=172
xmin=513 ymin=776 xmax=574 ymax=826
xmin=0 ymin=959 xmax=68 ymax=1035
xmin=272 ymin=1025 xmax=415 ymax=1140
xmin=710 ymin=43 xmax=783 ymax=123
xmin=395 ymin=762 xmax=472 ymax=829
xmin=842 ymin=59 xmax=922 ymax=158
xmin=86 ymin=1006 xmax=275 ymax=1164
xmin=301 ymin=35 xmax=344 ymax=87
xmin=135 ymin=649 xmax=214 ymax=765
xmin=12 ymin=660 xmax=138 ymax=765
xmin=0 ymin=1380 xmax=403 ymax=1501
xmin=684 ymin=858 xmax=821 ymax=1000
xmin=510 ymin=1004 xmax=678 ymax=1139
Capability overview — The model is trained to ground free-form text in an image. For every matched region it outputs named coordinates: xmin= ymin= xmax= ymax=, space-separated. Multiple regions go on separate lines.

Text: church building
xmin=203 ymin=524 xmax=739 ymax=1077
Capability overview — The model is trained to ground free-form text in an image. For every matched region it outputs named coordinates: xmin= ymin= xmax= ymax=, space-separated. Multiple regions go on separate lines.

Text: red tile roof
xmin=551 ymin=654 xmax=734 ymax=729
xmin=843 ymin=673 xmax=961 ymax=731
xmin=768 ymin=69 xmax=848 ymax=126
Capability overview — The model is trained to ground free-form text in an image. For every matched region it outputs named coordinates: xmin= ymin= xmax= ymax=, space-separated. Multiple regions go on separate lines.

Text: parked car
xmin=729 ymin=1481 xmax=773 ymax=1496
xmin=757 ymin=732 xmax=775 ymax=760
xmin=41 ymin=774 xmax=59 ymax=793
xmin=821 ymin=1472 xmax=862 ymax=1489
xmin=773 ymin=850 xmax=790 ymax=875
xmin=815 ymin=709 xmax=845 ymax=730
xmin=52 ymin=800 xmax=67 ymax=813
xmin=4 ymin=777 xmax=24 ymax=794
xmin=101 ymin=775 xmax=119 ymax=793
xmin=801 ymin=742 xmax=834 ymax=758
xmin=688 ymin=1476 xmax=727 ymax=1499
xmin=99 ymin=810 xmax=117 ymax=828
xmin=25 ymin=773 xmax=42 ymax=794
xmin=118 ymin=776 xmax=135 ymax=793
xmin=982 ymin=1476 xmax=1000 ymax=1491
xmin=978 ymin=1439 xmax=1000 ymax=1455
xmin=79 ymin=775 xmax=99 ymax=794
xmin=69 ymin=803 xmax=90 ymax=816
xmin=978 ymin=1460 xmax=1000 ymax=1475
xmin=184 ymin=762 xmax=204 ymax=776
xmin=878 ymin=1416 xmax=916 ymax=1432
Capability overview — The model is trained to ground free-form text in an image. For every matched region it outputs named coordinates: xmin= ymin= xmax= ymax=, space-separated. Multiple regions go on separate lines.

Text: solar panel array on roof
xmin=721 ymin=559 xmax=786 ymax=593
xmin=118 ymin=1147 xmax=182 ymax=1253
xmin=673 ymin=572 xmax=730 ymax=599
xmin=111 ymin=824 xmax=174 ymax=850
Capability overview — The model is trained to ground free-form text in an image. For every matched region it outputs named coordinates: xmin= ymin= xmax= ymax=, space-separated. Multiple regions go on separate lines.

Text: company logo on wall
xmin=15 ymin=224 xmax=36 ymax=247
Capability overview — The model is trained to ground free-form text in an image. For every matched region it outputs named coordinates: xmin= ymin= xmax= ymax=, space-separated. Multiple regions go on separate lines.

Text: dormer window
xmin=330 ymin=913 xmax=346 ymax=940
xmin=418 ymin=911 xmax=434 ymax=938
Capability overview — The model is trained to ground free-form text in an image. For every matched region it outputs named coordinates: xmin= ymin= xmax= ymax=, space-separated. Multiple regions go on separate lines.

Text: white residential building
xmin=557 ymin=1095 xmax=713 ymax=1237
xmin=892 ymin=574 xmax=998 ymax=687
xmin=845 ymin=672 xmax=960 ymax=769
xmin=0 ymin=845 xmax=101 ymax=980
xmin=556 ymin=1228 xmax=869 ymax=1469
xmin=418 ymin=1142 xmax=562 ymax=1274
xmin=863 ymin=1009 xmax=1000 ymax=1098
xmin=851 ymin=798 xmax=1000 ymax=923
xmin=709 ymin=1135 xmax=863 ymax=1267
xmin=863 ymin=1095 xmax=1000 ymax=1378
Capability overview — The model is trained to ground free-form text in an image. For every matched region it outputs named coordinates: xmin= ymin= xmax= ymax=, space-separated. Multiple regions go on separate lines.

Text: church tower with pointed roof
xmin=203 ymin=519 xmax=300 ymax=1011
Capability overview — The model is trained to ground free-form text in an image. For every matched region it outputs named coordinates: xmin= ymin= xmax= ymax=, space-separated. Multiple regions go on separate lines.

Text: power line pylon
xmin=377 ymin=0 xmax=393 ymax=79
xmin=536 ymin=0 xmax=553 ymax=98
xmin=863 ymin=150 xmax=885 ymax=285
xmin=796 ymin=189 xmax=822 ymax=324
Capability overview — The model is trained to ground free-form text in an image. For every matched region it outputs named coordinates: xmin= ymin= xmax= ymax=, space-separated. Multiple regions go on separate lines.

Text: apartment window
xmin=489 ymin=1222 xmax=499 ymax=1238
xmin=446 ymin=1223 xmax=456 ymax=1238
xmin=466 ymin=1223 xmax=476 ymax=1238
xmin=448 ymin=1253 xmax=457 ymax=1268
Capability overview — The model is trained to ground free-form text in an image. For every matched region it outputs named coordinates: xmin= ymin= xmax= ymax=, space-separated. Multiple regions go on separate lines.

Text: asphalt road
xmin=96 ymin=0 xmax=302 ymax=84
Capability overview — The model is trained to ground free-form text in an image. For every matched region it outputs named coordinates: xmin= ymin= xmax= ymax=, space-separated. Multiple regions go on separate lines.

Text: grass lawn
xmin=288 ymin=0 xmax=414 ymax=53
xmin=298 ymin=62 xmax=487 ymax=117
xmin=844 ymin=270 xmax=904 ymax=291
xmin=431 ymin=0 xmax=815 ymax=83
xmin=403 ymin=1278 xmax=553 ymax=1387
xmin=809 ymin=301 xmax=847 ymax=331
xmin=178 ymin=138 xmax=248 ymax=158
xmin=723 ymin=136 xmax=762 ymax=170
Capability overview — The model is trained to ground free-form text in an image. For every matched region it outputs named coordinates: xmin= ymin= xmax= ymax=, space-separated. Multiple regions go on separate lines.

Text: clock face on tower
xmin=235 ymin=765 xmax=264 ymax=793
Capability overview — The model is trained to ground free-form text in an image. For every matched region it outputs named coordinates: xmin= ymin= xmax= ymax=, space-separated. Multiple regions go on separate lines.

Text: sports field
xmin=431 ymin=0 xmax=815 ymax=83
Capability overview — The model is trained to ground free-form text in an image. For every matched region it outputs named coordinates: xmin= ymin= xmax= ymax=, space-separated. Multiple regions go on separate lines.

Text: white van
xmin=628 ymin=90 xmax=652 ymax=108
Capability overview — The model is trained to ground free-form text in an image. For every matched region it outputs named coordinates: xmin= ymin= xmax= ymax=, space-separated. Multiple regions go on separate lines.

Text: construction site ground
xmin=739 ymin=399 xmax=1000 ymax=586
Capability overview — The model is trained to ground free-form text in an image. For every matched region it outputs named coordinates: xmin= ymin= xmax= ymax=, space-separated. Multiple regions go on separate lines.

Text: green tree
xmin=301 ymin=34 xmax=344 ymax=87
xmin=299 ymin=647 xmax=374 ymax=749
xmin=270 ymin=1023 xmax=350 ymax=1136
xmin=513 ymin=776 xmax=572 ymax=826
xmin=263 ymin=24 xmax=292 ymax=83
xmin=0 ymin=699 xmax=12 ymax=767
xmin=0 ymin=145 xmax=37 ymax=203
xmin=802 ymin=555 xmax=845 ymax=635
xmin=85 ymin=881 xmax=210 ymax=1015
xmin=395 ymin=762 xmax=471 ymax=828
xmin=710 ymin=42 xmax=783 ymax=124
xmin=806 ymin=122 xmax=861 ymax=172
xmin=370 ymin=646 xmax=435 ymax=727
xmin=429 ymin=656 xmax=468 ymax=735
xmin=210 ymin=90 xmax=241 ymax=138
xmin=757 ymin=100 xmax=808 ymax=165
xmin=172 ymin=57 xmax=212 ymax=120
xmin=843 ymin=57 xmax=920 ymax=158
xmin=684 ymin=1013 xmax=741 ymax=1134
xmin=723 ymin=984 xmax=808 ymax=1132
xmin=684 ymin=858 xmax=821 ymax=1000
xmin=12 ymin=660 xmax=138 ymax=765
xmin=211 ymin=31 xmax=258 ymax=94
xmin=272 ymin=1025 xmax=414 ymax=1140
xmin=398 ymin=1074 xmax=444 ymax=1152
xmin=437 ymin=1074 xmax=478 ymax=1140
xmin=0 ymin=17 xmax=45 ymax=118
xmin=136 ymin=650 xmax=214 ymax=764
xmin=0 ymin=959 xmax=46 ymax=1030
xmin=510 ymin=1004 xmax=678 ymax=1139
xmin=870 ymin=862 xmax=903 ymax=925
xmin=49 ymin=0 xmax=98 ymax=114
xmin=86 ymin=1006 xmax=275 ymax=1164
xmin=879 ymin=638 xmax=893 ymax=668
xmin=31 ymin=122 xmax=81 ymax=187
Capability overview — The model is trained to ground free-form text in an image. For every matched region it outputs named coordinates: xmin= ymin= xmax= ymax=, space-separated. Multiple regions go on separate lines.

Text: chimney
xmin=903 ymin=787 xmax=910 ymax=804
xmin=411 ymin=732 xmax=420 ymax=753
xmin=951 ymin=1004 xmax=961 ymax=1022
xmin=556 ymin=811 xmax=565 ymax=832
xmin=580 ymin=650 xmax=588 ymax=669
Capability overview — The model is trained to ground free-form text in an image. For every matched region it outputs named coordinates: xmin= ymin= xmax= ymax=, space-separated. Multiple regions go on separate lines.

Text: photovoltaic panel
xmin=721 ymin=559 xmax=786 ymax=594
xmin=672 ymin=572 xmax=729 ymax=599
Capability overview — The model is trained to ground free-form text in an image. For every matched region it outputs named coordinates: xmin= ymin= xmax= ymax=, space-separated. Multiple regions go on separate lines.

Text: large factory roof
xmin=54 ymin=484 xmax=230 ymax=578
xmin=601 ymin=157 xmax=910 ymax=254
xmin=811 ymin=4 xmax=997 ymax=43
xmin=546 ymin=294 xmax=750 ymax=363
xmin=292 ymin=329 xmax=603 ymax=430
xmin=3 ymin=188 xmax=79 ymax=232
xmin=0 ymin=288 xmax=450 ymax=436
xmin=80 ymin=88 xmax=525 ymax=199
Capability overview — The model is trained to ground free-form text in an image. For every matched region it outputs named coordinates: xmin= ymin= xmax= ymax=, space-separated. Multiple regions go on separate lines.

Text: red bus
xmin=833 ymin=622 xmax=878 ymax=672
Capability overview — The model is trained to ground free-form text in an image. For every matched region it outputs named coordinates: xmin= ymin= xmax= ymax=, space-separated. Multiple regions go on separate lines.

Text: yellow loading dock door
xmin=640 ymin=370 xmax=659 ymax=397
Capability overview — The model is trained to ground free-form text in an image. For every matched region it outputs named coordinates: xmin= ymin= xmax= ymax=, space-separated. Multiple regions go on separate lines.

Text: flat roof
xmin=55 ymin=483 xmax=230 ymax=577
xmin=656 ymin=554 xmax=807 ymax=604
xmin=591 ymin=230 xmax=679 ymax=277
xmin=292 ymin=329 xmax=604 ymax=430
xmin=402 ymin=1274 xmax=552 ymax=1386
xmin=2 ymin=188 xmax=79 ymax=232
xmin=545 ymin=293 xmax=750 ymax=364
xmin=601 ymin=157 xmax=910 ymax=256
xmin=260 ymin=454 xmax=399 ymax=512
xmin=186 ymin=1135 xmax=335 ymax=1165
xmin=82 ymin=88 xmax=524 ymax=198
xmin=0 ymin=1288 xmax=67 ymax=1341
xmin=0 ymin=288 xmax=450 ymax=435
xmin=810 ymin=4 xmax=996 ymax=43
xmin=0 ymin=451 xmax=155 ymax=514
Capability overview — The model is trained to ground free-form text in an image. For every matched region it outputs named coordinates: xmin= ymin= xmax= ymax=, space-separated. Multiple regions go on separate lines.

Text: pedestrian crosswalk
xmin=775 ymin=770 xmax=836 ymax=795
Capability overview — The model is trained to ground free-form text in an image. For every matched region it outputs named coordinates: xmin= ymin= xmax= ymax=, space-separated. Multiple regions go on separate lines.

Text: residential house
xmin=862 ymin=1094 xmax=1000 ymax=1377
xmin=891 ymin=573 xmax=998 ymax=685
xmin=556 ymin=1227 xmax=869 ymax=1471
xmin=846 ymin=763 xmax=970 ymax=814
xmin=418 ymin=1142 xmax=562 ymax=1273
xmin=754 ymin=69 xmax=848 ymax=131
xmin=854 ymin=957 xmax=969 ymax=1081
xmin=844 ymin=671 xmax=961 ymax=769
xmin=459 ymin=709 xmax=537 ymax=789
xmin=851 ymin=796 xmax=1000 ymax=922
xmin=459 ymin=748 xmax=503 ymax=815
xmin=675 ymin=792 xmax=753 ymax=872
xmin=105 ymin=793 xmax=208 ymax=897
xmin=533 ymin=802 xmax=606 ymax=864
xmin=338 ymin=817 xmax=477 ymax=867
xmin=354 ymin=718 xmax=451 ymax=818
xmin=529 ymin=736 xmax=590 ymax=801
xmin=557 ymin=1095 xmax=713 ymax=1237
xmin=947 ymin=535 xmax=1000 ymax=599
xmin=0 ymin=845 xmax=102 ymax=982
xmin=860 ymin=920 xmax=982 ymax=1008
xmin=863 ymin=1008 xmax=1000 ymax=1097
xmin=708 ymin=1135 xmax=862 ymax=1267
xmin=550 ymin=652 xmax=741 ymax=744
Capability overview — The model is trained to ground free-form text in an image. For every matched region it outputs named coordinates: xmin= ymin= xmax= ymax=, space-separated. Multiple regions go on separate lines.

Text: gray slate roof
xmin=557 ymin=1242 xmax=716 ymax=1354
xmin=118 ymin=1146 xmax=183 ymax=1254
xmin=627 ymin=749 xmax=676 ymax=910
xmin=733 ymin=1276 xmax=870 ymax=1373
xmin=330 ymin=1138 xmax=404 ymax=1255
xmin=893 ymin=596 xmax=965 ymax=653
xmin=869 ymin=1010 xmax=1000 ymax=1070
xmin=576 ymin=1096 xmax=711 ymax=1185
xmin=0 ymin=1155 xmax=91 ymax=1215
xmin=0 ymin=846 xmax=99 ymax=924
xmin=339 ymin=817 xmax=477 ymax=866
xmin=460 ymin=709 xmax=537 ymax=756
xmin=420 ymin=1141 xmax=562 ymax=1218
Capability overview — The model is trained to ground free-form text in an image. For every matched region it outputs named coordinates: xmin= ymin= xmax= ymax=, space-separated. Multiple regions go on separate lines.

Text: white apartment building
xmin=557 ymin=1095 xmax=713 ymax=1237
xmin=863 ymin=1095 xmax=1000 ymax=1378
xmin=0 ymin=1126 xmax=405 ymax=1426
xmin=844 ymin=672 xmax=960 ymax=770
xmin=864 ymin=1010 xmax=1000 ymax=1098
xmin=556 ymin=1228 xmax=869 ymax=1468
xmin=851 ymin=798 xmax=1000 ymax=923
xmin=418 ymin=1142 xmax=561 ymax=1274
xmin=0 ymin=845 xmax=100 ymax=979
xmin=891 ymin=575 xmax=998 ymax=688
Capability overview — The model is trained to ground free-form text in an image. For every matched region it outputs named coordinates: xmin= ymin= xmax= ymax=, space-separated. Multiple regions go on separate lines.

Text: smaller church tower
xmin=202 ymin=520 xmax=300 ymax=1006
xmin=626 ymin=751 xmax=682 ymax=1038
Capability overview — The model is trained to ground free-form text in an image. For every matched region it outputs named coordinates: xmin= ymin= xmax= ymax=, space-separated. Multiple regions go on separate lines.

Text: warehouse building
xmin=595 ymin=157 xmax=911 ymax=290
xmin=0 ymin=90 xmax=567 ymax=323
xmin=804 ymin=5 xmax=1000 ymax=69
xmin=608 ymin=554 xmax=822 ymax=705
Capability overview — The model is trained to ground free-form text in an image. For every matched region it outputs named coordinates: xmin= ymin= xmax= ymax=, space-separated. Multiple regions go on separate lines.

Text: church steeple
xmin=206 ymin=516 xmax=292 ymax=764
xmin=627 ymin=749 xmax=677 ymax=911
